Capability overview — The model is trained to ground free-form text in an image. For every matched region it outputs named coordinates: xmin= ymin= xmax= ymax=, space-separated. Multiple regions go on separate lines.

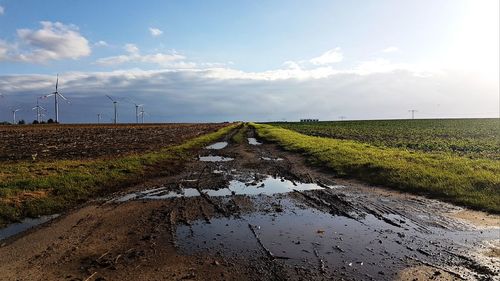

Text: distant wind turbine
xmin=408 ymin=109 xmax=418 ymax=120
xmin=134 ymin=103 xmax=144 ymax=124
xmin=32 ymin=97 xmax=46 ymax=123
xmin=43 ymin=74 xmax=68 ymax=123
xmin=106 ymin=95 xmax=119 ymax=124
xmin=11 ymin=108 xmax=21 ymax=124
xmin=139 ymin=107 xmax=147 ymax=124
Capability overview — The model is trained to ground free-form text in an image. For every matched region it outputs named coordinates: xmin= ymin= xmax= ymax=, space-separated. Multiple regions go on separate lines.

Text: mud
xmin=0 ymin=126 xmax=498 ymax=280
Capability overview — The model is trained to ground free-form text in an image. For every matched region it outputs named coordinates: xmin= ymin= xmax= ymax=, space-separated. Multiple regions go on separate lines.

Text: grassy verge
xmin=251 ymin=123 xmax=500 ymax=213
xmin=231 ymin=123 xmax=247 ymax=144
xmin=0 ymin=124 xmax=238 ymax=226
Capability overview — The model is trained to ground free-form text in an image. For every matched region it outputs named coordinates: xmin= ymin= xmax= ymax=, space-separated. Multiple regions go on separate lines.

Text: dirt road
xmin=0 ymin=127 xmax=498 ymax=281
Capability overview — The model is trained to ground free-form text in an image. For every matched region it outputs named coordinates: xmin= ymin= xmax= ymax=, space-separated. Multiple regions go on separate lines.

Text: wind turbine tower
xmin=408 ymin=109 xmax=418 ymax=120
xmin=139 ymin=107 xmax=146 ymax=124
xmin=44 ymin=74 xmax=68 ymax=123
xmin=12 ymin=108 xmax=20 ymax=124
xmin=106 ymin=95 xmax=119 ymax=124
xmin=32 ymin=97 xmax=46 ymax=123
xmin=134 ymin=103 xmax=144 ymax=124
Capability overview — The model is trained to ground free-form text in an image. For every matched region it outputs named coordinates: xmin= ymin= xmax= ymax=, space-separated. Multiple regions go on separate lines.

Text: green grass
xmin=269 ymin=119 xmax=500 ymax=160
xmin=251 ymin=123 xmax=500 ymax=213
xmin=0 ymin=124 xmax=238 ymax=226
xmin=231 ymin=123 xmax=247 ymax=144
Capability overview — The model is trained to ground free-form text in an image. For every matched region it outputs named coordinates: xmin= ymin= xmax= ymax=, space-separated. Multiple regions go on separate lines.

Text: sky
xmin=0 ymin=0 xmax=498 ymax=123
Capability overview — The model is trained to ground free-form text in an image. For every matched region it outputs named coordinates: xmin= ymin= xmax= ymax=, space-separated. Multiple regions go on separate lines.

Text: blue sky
xmin=0 ymin=0 xmax=498 ymax=123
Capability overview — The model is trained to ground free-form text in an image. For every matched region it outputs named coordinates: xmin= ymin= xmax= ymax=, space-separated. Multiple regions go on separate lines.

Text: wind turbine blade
xmin=105 ymin=95 xmax=115 ymax=102
xmin=55 ymin=74 xmax=59 ymax=91
xmin=58 ymin=93 xmax=68 ymax=100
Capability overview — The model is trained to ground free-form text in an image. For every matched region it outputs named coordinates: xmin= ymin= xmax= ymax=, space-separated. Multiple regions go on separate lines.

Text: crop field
xmin=270 ymin=119 xmax=500 ymax=160
xmin=0 ymin=123 xmax=227 ymax=162
xmin=0 ymin=123 xmax=235 ymax=226
xmin=253 ymin=120 xmax=500 ymax=212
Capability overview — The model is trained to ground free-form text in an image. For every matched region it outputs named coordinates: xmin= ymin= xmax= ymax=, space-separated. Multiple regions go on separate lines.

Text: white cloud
xmin=0 ymin=6 xmax=4 ymax=15
xmin=124 ymin=43 xmax=139 ymax=54
xmin=353 ymin=58 xmax=439 ymax=77
xmin=382 ymin=46 xmax=399 ymax=53
xmin=94 ymin=40 xmax=109 ymax=47
xmin=0 ymin=21 xmax=91 ymax=63
xmin=95 ymin=44 xmax=185 ymax=67
xmin=0 ymin=67 xmax=496 ymax=123
xmin=0 ymin=40 xmax=9 ymax=60
xmin=149 ymin=27 xmax=163 ymax=37
xmin=310 ymin=47 xmax=343 ymax=65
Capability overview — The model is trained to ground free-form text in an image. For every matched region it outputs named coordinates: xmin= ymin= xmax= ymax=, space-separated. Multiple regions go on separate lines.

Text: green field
xmin=253 ymin=120 xmax=500 ymax=213
xmin=270 ymin=119 xmax=500 ymax=160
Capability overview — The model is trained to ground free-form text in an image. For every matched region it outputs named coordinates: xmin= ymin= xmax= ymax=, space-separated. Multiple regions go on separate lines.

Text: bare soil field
xmin=0 ymin=123 xmax=227 ymax=162
xmin=0 ymin=126 xmax=498 ymax=281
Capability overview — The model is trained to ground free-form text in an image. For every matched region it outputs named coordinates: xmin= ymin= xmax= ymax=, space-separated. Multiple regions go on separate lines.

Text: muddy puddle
xmin=113 ymin=175 xmax=338 ymax=202
xmin=199 ymin=155 xmax=234 ymax=162
xmin=248 ymin=138 xmax=262 ymax=145
xmin=262 ymin=156 xmax=284 ymax=161
xmin=206 ymin=141 xmax=228 ymax=150
xmin=176 ymin=196 xmax=499 ymax=280
xmin=0 ymin=214 xmax=59 ymax=241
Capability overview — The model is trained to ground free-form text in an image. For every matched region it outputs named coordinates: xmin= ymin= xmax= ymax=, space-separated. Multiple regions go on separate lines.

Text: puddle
xmin=248 ymin=138 xmax=262 ymax=145
xmin=205 ymin=142 xmax=228 ymax=150
xmin=112 ymin=175 xmax=330 ymax=202
xmin=227 ymin=176 xmax=323 ymax=196
xmin=261 ymin=157 xmax=284 ymax=161
xmin=114 ymin=187 xmax=200 ymax=202
xmin=0 ymin=214 xmax=59 ymax=241
xmin=176 ymin=198 xmax=499 ymax=280
xmin=199 ymin=155 xmax=234 ymax=162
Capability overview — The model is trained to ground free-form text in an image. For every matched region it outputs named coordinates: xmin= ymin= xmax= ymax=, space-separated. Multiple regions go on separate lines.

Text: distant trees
xmin=18 ymin=120 xmax=25 ymax=125
xmin=47 ymin=118 xmax=55 ymax=124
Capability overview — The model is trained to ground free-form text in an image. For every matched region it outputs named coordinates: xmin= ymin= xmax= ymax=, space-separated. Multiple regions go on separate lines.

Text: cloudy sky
xmin=0 ymin=0 xmax=498 ymax=123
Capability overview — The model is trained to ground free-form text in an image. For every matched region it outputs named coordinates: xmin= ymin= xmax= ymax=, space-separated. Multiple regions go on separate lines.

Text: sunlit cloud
xmin=310 ymin=47 xmax=343 ymax=65
xmin=0 ymin=6 xmax=4 ymax=15
xmin=0 ymin=21 xmax=91 ymax=63
xmin=149 ymin=27 xmax=163 ymax=37
xmin=95 ymin=43 xmax=185 ymax=67
xmin=94 ymin=40 xmax=109 ymax=47
xmin=382 ymin=46 xmax=399 ymax=53
xmin=0 ymin=66 xmax=496 ymax=123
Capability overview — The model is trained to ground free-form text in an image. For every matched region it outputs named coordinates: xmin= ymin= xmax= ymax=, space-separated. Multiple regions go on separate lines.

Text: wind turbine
xmin=11 ymin=108 xmax=21 ymax=124
xmin=106 ymin=95 xmax=119 ymax=124
xmin=408 ymin=109 xmax=418 ymax=120
xmin=32 ymin=97 xmax=46 ymax=123
xmin=139 ymin=107 xmax=147 ymax=124
xmin=43 ymin=74 xmax=68 ymax=123
xmin=134 ymin=103 xmax=144 ymax=124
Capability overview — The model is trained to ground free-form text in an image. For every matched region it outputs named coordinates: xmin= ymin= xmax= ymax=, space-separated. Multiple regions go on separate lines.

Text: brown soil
xmin=0 ymin=126 xmax=498 ymax=281
xmin=0 ymin=123 xmax=228 ymax=162
xmin=448 ymin=209 xmax=500 ymax=228
xmin=395 ymin=266 xmax=457 ymax=281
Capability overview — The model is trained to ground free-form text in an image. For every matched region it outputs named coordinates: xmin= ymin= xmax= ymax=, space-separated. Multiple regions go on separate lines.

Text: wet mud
xmin=0 ymin=126 xmax=498 ymax=280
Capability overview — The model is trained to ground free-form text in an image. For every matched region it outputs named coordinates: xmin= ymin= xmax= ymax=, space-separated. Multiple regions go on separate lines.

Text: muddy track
xmin=0 ymin=126 xmax=498 ymax=281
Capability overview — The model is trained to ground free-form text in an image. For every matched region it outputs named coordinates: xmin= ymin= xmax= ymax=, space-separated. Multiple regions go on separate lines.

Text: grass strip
xmin=231 ymin=123 xmax=247 ymax=144
xmin=0 ymin=124 xmax=238 ymax=226
xmin=251 ymin=123 xmax=500 ymax=213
